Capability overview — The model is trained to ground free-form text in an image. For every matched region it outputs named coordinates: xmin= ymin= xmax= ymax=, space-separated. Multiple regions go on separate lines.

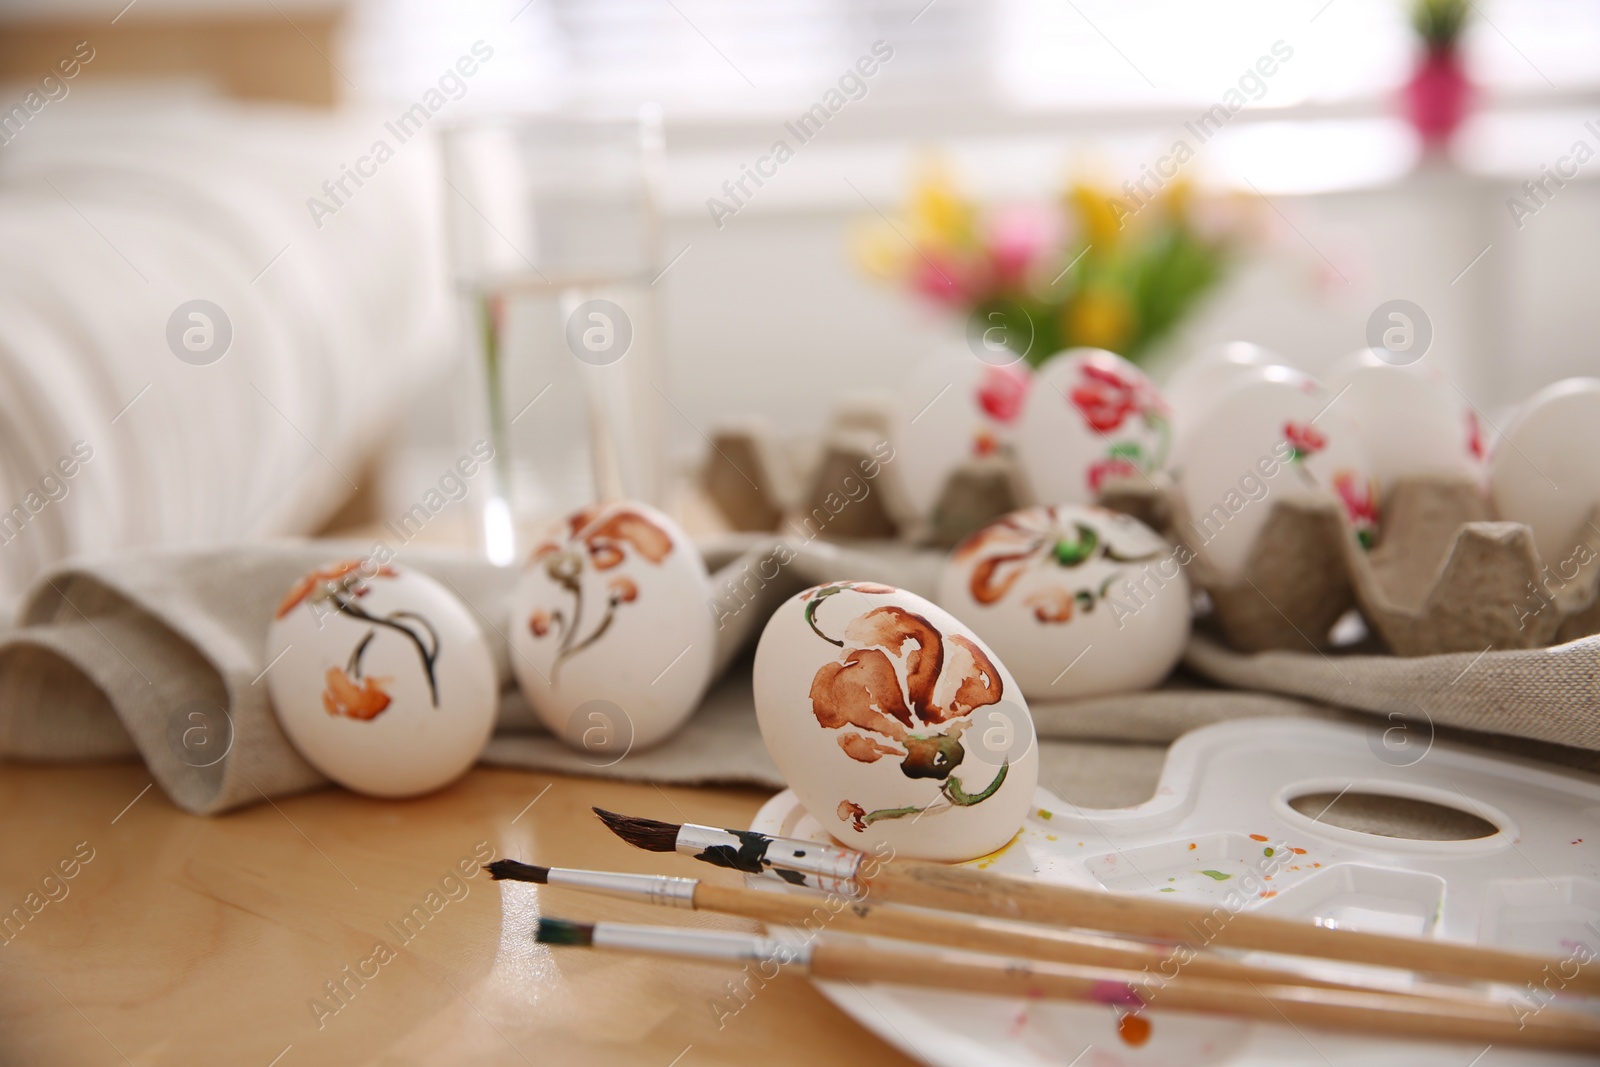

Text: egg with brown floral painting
xmin=509 ymin=500 xmax=715 ymax=759
xmin=266 ymin=560 xmax=498 ymax=797
xmin=937 ymin=505 xmax=1190 ymax=701
xmin=753 ymin=582 xmax=1038 ymax=862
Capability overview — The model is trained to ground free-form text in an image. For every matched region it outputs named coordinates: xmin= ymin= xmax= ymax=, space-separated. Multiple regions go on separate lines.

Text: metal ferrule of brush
xmin=545 ymin=868 xmax=697 ymax=909
xmin=591 ymin=922 xmax=812 ymax=968
xmin=675 ymin=824 xmax=864 ymax=896
xmin=758 ymin=836 xmax=863 ymax=896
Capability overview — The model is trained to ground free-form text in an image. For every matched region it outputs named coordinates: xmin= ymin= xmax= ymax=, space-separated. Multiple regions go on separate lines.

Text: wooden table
xmin=0 ymin=763 xmax=919 ymax=1067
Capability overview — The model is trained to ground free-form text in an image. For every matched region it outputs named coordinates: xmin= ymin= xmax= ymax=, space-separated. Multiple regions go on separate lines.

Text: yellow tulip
xmin=908 ymin=160 xmax=975 ymax=250
xmin=1066 ymin=287 xmax=1133 ymax=351
xmin=1157 ymin=176 xmax=1194 ymax=222
xmin=1068 ymin=181 xmax=1122 ymax=249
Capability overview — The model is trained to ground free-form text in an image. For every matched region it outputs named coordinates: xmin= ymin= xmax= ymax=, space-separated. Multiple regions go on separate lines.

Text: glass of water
xmin=442 ymin=109 xmax=663 ymax=564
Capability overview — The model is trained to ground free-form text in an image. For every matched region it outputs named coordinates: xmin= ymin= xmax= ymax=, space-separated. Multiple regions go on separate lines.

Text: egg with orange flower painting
xmin=753 ymin=582 xmax=1038 ymax=861
xmin=509 ymin=500 xmax=715 ymax=757
xmin=937 ymin=505 xmax=1190 ymax=701
xmin=265 ymin=560 xmax=497 ymax=797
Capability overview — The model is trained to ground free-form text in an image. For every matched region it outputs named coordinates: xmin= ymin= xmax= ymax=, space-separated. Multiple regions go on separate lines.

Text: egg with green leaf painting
xmin=753 ymin=582 xmax=1038 ymax=862
xmin=937 ymin=505 xmax=1190 ymax=701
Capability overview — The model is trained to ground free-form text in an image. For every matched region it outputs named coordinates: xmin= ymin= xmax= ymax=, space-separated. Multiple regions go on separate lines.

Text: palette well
xmin=749 ymin=717 xmax=1600 ymax=1067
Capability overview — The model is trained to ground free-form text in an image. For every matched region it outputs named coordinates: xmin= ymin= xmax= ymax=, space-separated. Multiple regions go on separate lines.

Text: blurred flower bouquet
xmin=857 ymin=161 xmax=1254 ymax=366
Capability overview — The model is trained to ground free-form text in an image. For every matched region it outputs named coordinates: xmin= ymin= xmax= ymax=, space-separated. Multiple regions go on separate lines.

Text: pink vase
xmin=1405 ymin=47 xmax=1472 ymax=149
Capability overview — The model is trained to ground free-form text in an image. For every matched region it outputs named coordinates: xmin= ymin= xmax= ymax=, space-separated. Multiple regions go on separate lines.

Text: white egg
xmin=1174 ymin=366 xmax=1375 ymax=577
xmin=509 ymin=500 xmax=714 ymax=756
xmin=1490 ymin=377 xmax=1600 ymax=565
xmin=895 ymin=346 xmax=1033 ymax=518
xmin=266 ymin=560 xmax=497 ymax=798
xmin=753 ymin=582 xmax=1039 ymax=862
xmin=1163 ymin=341 xmax=1287 ymax=442
xmin=1014 ymin=348 xmax=1173 ymax=506
xmin=1323 ymin=349 xmax=1483 ymax=487
xmin=937 ymin=505 xmax=1190 ymax=701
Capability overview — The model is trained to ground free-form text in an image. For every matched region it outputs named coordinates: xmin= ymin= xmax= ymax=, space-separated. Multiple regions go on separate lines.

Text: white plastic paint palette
xmin=750 ymin=718 xmax=1600 ymax=1067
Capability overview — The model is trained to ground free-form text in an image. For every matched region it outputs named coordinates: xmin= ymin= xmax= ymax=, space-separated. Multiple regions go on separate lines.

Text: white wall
xmin=645 ymin=124 xmax=1600 ymax=466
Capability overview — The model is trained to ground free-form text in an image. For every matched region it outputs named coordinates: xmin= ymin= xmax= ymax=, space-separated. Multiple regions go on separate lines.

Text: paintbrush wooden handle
xmin=692 ymin=882 xmax=1384 ymax=996
xmin=866 ymin=862 xmax=1598 ymax=996
xmin=809 ymin=939 xmax=1600 ymax=1051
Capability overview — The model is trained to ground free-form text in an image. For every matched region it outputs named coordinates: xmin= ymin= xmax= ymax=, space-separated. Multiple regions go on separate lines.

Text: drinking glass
xmin=442 ymin=110 xmax=663 ymax=563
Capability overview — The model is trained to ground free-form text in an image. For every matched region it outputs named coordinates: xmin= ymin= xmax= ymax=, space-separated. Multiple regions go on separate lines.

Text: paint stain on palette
xmin=1015 ymin=348 xmax=1173 ymax=505
xmin=753 ymin=582 xmax=1039 ymax=862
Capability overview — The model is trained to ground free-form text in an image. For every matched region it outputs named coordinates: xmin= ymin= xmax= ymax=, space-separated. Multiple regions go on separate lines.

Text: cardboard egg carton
xmin=1100 ymin=473 xmax=1600 ymax=656
xmin=700 ymin=420 xmax=1600 ymax=656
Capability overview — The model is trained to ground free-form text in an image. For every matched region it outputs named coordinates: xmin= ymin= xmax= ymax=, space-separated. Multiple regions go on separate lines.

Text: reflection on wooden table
xmin=0 ymin=764 xmax=916 ymax=1066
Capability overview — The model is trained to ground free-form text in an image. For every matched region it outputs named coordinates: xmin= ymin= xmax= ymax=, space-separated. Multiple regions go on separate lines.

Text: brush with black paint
xmin=589 ymin=808 xmax=1600 ymax=997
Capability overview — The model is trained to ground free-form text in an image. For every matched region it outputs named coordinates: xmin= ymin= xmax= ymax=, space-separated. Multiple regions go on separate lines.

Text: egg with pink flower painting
xmin=1014 ymin=348 xmax=1173 ymax=506
xmin=895 ymin=347 xmax=1033 ymax=520
xmin=265 ymin=560 xmax=498 ymax=797
xmin=1174 ymin=366 xmax=1375 ymax=577
xmin=937 ymin=505 xmax=1190 ymax=701
xmin=753 ymin=582 xmax=1039 ymax=862
xmin=509 ymin=500 xmax=715 ymax=757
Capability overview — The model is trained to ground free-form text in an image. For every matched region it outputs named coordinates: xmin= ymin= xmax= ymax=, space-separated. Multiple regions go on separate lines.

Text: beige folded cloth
xmin=2 ymin=538 xmax=1592 ymax=816
xmin=1184 ymin=631 xmax=1600 ymax=773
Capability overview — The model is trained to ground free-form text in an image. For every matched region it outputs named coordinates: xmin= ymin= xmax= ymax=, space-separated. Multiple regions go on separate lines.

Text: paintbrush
xmin=487 ymin=859 xmax=1490 ymax=999
xmin=591 ymin=808 xmax=1600 ymax=997
xmin=532 ymin=916 xmax=1600 ymax=1051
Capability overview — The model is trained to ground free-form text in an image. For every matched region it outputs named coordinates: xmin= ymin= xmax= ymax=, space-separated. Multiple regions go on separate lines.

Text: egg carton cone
xmin=701 ymin=417 xmax=920 ymax=542
xmin=798 ymin=430 xmax=903 ymax=540
xmin=1355 ymin=476 xmax=1600 ymax=655
xmin=917 ymin=452 xmax=1031 ymax=548
xmin=703 ymin=418 xmax=798 ymax=532
xmin=1099 ymin=473 xmax=1600 ymax=656
xmin=1099 ymin=477 xmax=1357 ymax=654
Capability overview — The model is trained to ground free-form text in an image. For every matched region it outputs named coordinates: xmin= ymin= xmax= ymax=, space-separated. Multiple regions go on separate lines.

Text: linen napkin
xmin=2 ymin=537 xmax=1591 ymax=816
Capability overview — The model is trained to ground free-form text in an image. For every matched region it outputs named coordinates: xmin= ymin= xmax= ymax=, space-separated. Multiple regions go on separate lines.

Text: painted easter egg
xmin=1174 ymin=366 xmax=1375 ymax=577
xmin=937 ymin=505 xmax=1190 ymax=701
xmin=1324 ymin=349 xmax=1483 ymax=488
xmin=509 ymin=500 xmax=714 ymax=758
xmin=1163 ymin=341 xmax=1287 ymax=442
xmin=266 ymin=559 xmax=497 ymax=797
xmin=753 ymin=582 xmax=1039 ymax=862
xmin=1490 ymin=377 xmax=1600 ymax=565
xmin=1014 ymin=348 xmax=1173 ymax=506
xmin=895 ymin=346 xmax=1032 ymax=519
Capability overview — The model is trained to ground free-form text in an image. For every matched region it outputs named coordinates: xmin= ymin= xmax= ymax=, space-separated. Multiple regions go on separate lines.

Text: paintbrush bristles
xmin=591 ymin=807 xmax=681 ymax=853
xmin=535 ymin=918 xmax=595 ymax=946
xmin=484 ymin=859 xmax=550 ymax=884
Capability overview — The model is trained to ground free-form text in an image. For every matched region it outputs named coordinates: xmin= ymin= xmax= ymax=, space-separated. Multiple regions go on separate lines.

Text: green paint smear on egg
xmin=1263 ymin=847 xmax=1275 ymax=857
xmin=1038 ymin=810 xmax=1054 ymax=820
xmin=1198 ymin=870 xmax=1231 ymax=881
